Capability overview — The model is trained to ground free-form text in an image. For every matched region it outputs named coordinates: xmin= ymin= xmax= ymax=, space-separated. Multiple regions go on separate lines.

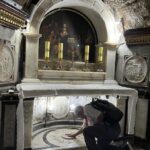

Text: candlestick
xmin=83 ymin=45 xmax=90 ymax=71
xmin=98 ymin=46 xmax=103 ymax=62
xmin=96 ymin=46 xmax=104 ymax=72
xmin=57 ymin=43 xmax=63 ymax=70
xmin=45 ymin=41 xmax=50 ymax=60
xmin=58 ymin=43 xmax=63 ymax=60
xmin=84 ymin=45 xmax=90 ymax=62
xmin=43 ymin=41 xmax=50 ymax=70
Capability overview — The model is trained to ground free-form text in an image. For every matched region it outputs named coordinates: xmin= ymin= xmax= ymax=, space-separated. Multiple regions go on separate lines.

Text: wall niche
xmin=38 ymin=9 xmax=100 ymax=72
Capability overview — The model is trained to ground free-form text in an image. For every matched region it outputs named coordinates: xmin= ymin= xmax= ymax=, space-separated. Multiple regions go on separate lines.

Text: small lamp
xmin=57 ymin=42 xmax=63 ymax=70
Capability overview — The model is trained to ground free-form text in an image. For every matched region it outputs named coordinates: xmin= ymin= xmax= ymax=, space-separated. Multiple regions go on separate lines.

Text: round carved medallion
xmin=50 ymin=97 xmax=69 ymax=119
xmin=124 ymin=56 xmax=148 ymax=83
xmin=0 ymin=45 xmax=14 ymax=82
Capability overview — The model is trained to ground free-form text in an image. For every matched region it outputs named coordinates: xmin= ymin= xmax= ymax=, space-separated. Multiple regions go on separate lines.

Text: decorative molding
xmin=104 ymin=42 xmax=117 ymax=49
xmin=38 ymin=70 xmax=106 ymax=81
xmin=125 ymin=27 xmax=150 ymax=45
xmin=0 ymin=1 xmax=26 ymax=29
xmin=23 ymin=33 xmax=42 ymax=39
xmin=125 ymin=35 xmax=150 ymax=45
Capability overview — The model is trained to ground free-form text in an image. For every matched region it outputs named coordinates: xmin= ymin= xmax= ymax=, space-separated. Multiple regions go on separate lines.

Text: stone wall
xmin=103 ymin=0 xmax=150 ymax=30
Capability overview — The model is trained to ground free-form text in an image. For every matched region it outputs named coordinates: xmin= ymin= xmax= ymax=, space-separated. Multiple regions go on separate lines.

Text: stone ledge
xmin=38 ymin=70 xmax=106 ymax=81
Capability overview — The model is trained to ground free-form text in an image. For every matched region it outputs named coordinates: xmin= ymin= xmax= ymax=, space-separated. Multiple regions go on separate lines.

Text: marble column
xmin=104 ymin=42 xmax=117 ymax=84
xmin=23 ymin=33 xmax=41 ymax=82
xmin=116 ymin=96 xmax=126 ymax=136
xmin=135 ymin=98 xmax=149 ymax=139
xmin=24 ymin=99 xmax=34 ymax=149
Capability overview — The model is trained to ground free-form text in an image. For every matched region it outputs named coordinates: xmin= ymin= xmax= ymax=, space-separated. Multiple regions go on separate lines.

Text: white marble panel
xmin=24 ymin=100 xmax=34 ymax=149
xmin=135 ymin=98 xmax=148 ymax=139
xmin=33 ymin=97 xmax=47 ymax=123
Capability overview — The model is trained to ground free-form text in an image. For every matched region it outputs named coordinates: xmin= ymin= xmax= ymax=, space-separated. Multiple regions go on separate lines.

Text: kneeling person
xmin=66 ymin=99 xmax=122 ymax=150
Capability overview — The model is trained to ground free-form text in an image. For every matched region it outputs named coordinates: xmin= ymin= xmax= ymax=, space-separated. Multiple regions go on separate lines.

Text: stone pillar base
xmin=104 ymin=79 xmax=118 ymax=84
xmin=22 ymin=78 xmax=40 ymax=83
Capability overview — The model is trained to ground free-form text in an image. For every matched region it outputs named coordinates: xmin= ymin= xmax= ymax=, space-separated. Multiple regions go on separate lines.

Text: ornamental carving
xmin=126 ymin=35 xmax=150 ymax=45
xmin=49 ymin=97 xmax=70 ymax=119
xmin=125 ymin=27 xmax=150 ymax=45
xmin=0 ymin=40 xmax=14 ymax=82
xmin=0 ymin=1 xmax=26 ymax=29
xmin=124 ymin=56 xmax=148 ymax=84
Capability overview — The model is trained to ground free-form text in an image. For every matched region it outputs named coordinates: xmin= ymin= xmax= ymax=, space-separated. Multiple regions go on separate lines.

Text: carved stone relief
xmin=0 ymin=40 xmax=14 ymax=82
xmin=49 ymin=97 xmax=70 ymax=119
xmin=124 ymin=56 xmax=148 ymax=84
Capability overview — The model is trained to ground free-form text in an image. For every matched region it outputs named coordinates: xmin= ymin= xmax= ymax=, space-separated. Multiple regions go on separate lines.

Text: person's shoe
xmin=119 ymin=143 xmax=132 ymax=150
xmin=125 ymin=143 xmax=131 ymax=150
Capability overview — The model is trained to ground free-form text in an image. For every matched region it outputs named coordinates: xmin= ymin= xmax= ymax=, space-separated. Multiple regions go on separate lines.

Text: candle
xmin=58 ymin=43 xmax=63 ymax=60
xmin=84 ymin=45 xmax=90 ymax=62
xmin=98 ymin=46 xmax=103 ymax=62
xmin=45 ymin=41 xmax=50 ymax=60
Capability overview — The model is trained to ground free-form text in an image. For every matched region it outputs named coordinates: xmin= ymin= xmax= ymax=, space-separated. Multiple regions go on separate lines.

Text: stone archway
xmin=28 ymin=0 xmax=119 ymax=43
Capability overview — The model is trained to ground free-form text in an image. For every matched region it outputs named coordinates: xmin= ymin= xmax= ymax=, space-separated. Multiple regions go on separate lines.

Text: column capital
xmin=23 ymin=33 xmax=42 ymax=39
xmin=104 ymin=42 xmax=117 ymax=49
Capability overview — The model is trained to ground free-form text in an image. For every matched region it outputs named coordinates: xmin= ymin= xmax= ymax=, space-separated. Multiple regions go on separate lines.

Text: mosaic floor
xmin=32 ymin=125 xmax=86 ymax=150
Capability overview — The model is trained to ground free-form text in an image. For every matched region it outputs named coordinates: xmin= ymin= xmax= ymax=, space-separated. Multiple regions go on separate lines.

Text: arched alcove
xmin=39 ymin=8 xmax=98 ymax=63
xmin=28 ymin=0 xmax=119 ymax=43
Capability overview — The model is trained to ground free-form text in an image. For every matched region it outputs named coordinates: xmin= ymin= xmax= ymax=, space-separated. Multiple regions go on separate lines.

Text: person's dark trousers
xmin=83 ymin=122 xmax=121 ymax=150
xmin=104 ymin=145 xmax=127 ymax=150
